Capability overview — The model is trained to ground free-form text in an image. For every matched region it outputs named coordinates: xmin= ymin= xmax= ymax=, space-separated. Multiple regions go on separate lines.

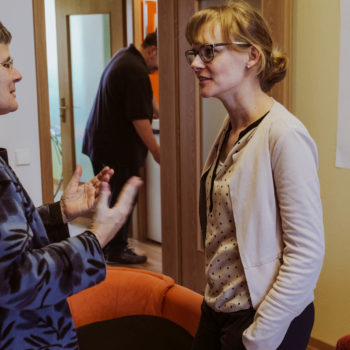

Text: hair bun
xmin=260 ymin=49 xmax=288 ymax=92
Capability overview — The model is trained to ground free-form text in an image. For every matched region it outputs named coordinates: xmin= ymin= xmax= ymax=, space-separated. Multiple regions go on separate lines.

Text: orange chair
xmin=337 ymin=335 xmax=350 ymax=350
xmin=68 ymin=267 xmax=203 ymax=349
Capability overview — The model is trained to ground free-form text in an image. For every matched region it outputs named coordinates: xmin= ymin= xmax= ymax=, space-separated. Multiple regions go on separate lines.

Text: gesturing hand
xmin=89 ymin=177 xmax=143 ymax=248
xmin=60 ymin=165 xmax=114 ymax=223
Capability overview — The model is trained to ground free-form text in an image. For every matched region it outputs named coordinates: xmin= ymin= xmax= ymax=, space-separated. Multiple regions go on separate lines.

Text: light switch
xmin=15 ymin=148 xmax=31 ymax=165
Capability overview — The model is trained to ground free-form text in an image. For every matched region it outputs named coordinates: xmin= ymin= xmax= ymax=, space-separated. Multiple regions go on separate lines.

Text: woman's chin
xmin=200 ymin=89 xmax=215 ymax=99
xmin=0 ymin=104 xmax=18 ymax=115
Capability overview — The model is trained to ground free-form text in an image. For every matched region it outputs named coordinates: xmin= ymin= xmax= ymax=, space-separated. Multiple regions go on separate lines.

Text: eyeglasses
xmin=0 ymin=57 xmax=14 ymax=69
xmin=185 ymin=42 xmax=249 ymax=65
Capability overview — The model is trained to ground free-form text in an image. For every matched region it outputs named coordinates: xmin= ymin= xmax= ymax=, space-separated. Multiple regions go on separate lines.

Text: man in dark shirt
xmin=82 ymin=32 xmax=160 ymax=264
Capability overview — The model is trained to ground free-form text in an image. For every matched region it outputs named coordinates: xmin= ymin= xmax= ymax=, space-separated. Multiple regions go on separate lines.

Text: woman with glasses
xmin=0 ymin=21 xmax=141 ymax=349
xmin=185 ymin=2 xmax=324 ymax=349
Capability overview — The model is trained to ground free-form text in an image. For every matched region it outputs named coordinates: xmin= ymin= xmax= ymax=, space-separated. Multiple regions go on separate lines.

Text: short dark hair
xmin=0 ymin=22 xmax=12 ymax=44
xmin=141 ymin=31 xmax=157 ymax=49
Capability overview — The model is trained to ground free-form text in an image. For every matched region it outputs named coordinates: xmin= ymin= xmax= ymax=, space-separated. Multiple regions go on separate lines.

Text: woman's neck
xmin=220 ymin=86 xmax=273 ymax=132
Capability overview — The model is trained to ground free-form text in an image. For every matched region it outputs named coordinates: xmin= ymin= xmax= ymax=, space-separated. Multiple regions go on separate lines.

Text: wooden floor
xmin=307 ymin=338 xmax=334 ymax=350
xmin=69 ymin=217 xmax=163 ymax=274
xmin=108 ymin=238 xmax=162 ymax=274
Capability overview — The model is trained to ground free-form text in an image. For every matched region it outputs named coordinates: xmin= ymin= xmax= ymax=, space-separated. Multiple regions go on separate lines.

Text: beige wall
xmin=292 ymin=0 xmax=350 ymax=346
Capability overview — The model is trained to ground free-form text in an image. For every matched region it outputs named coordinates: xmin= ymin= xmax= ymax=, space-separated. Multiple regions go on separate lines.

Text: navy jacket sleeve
xmin=0 ymin=163 xmax=106 ymax=311
xmin=37 ymin=202 xmax=70 ymax=243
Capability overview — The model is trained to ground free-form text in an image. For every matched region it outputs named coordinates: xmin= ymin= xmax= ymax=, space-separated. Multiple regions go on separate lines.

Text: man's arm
xmin=132 ymin=119 xmax=160 ymax=164
xmin=152 ymin=96 xmax=159 ymax=119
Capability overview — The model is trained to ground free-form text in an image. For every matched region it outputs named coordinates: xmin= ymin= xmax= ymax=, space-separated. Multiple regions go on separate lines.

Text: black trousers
xmin=191 ymin=301 xmax=314 ymax=350
xmin=92 ymin=161 xmax=140 ymax=254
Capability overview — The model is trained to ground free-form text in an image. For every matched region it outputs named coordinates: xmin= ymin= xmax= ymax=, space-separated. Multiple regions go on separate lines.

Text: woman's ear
xmin=246 ymin=46 xmax=260 ymax=69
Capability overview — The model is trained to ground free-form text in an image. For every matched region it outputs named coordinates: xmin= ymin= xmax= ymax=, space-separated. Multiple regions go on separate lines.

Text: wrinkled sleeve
xmin=0 ymin=180 xmax=106 ymax=311
xmin=37 ymin=202 xmax=70 ymax=243
xmin=243 ymin=127 xmax=325 ymax=350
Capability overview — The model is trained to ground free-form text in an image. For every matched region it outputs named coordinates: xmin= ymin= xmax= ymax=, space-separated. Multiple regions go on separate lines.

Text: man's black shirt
xmin=82 ymin=44 xmax=153 ymax=168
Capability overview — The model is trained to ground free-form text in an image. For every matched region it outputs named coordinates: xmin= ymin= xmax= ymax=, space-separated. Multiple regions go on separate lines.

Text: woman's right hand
xmin=89 ymin=176 xmax=142 ymax=248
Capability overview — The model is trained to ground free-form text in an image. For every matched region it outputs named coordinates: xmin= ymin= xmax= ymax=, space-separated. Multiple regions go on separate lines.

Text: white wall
xmin=0 ymin=0 xmax=42 ymax=205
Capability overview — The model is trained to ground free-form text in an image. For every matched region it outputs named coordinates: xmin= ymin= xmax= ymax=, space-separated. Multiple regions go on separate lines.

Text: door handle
xmin=59 ymin=97 xmax=67 ymax=123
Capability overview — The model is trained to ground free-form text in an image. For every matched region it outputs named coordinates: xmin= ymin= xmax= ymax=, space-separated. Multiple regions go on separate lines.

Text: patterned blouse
xmin=204 ymin=125 xmax=252 ymax=313
xmin=0 ymin=157 xmax=106 ymax=349
xmin=204 ymin=115 xmax=267 ymax=313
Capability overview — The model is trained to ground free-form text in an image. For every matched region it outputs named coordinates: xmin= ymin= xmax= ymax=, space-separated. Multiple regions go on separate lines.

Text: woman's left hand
xmin=60 ymin=165 xmax=114 ymax=223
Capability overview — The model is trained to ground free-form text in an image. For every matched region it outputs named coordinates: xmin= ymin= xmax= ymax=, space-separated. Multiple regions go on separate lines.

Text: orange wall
xmin=141 ymin=0 xmax=159 ymax=103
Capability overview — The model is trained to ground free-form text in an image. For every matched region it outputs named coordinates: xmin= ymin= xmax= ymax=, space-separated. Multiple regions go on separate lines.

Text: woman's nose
xmin=12 ymin=68 xmax=22 ymax=83
xmin=191 ymin=54 xmax=205 ymax=70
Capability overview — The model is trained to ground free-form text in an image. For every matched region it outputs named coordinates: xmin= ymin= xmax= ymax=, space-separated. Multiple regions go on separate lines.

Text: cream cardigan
xmin=199 ymin=100 xmax=325 ymax=350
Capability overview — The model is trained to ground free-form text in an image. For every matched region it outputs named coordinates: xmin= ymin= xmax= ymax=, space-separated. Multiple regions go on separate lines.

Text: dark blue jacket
xmin=0 ymin=158 xmax=105 ymax=349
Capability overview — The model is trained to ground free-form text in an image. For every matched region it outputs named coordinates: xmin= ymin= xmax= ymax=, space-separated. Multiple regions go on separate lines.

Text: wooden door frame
xmin=55 ymin=0 xmax=126 ymax=190
xmin=33 ymin=0 xmax=54 ymax=204
xmin=262 ymin=0 xmax=292 ymax=109
xmin=32 ymin=0 xmax=126 ymax=203
xmin=159 ymin=0 xmax=292 ymax=289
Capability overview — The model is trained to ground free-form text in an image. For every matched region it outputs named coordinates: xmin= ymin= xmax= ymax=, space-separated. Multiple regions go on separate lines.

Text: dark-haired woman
xmin=185 ymin=2 xmax=324 ymax=349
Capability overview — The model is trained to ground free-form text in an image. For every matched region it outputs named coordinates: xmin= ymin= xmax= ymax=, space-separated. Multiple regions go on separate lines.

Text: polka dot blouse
xmin=203 ymin=124 xmax=260 ymax=313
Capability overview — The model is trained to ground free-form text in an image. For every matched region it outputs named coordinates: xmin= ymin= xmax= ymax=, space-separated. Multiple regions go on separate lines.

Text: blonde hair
xmin=185 ymin=1 xmax=287 ymax=92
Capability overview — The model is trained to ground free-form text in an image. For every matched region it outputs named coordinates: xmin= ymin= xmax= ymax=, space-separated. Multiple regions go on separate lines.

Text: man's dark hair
xmin=141 ymin=31 xmax=157 ymax=49
xmin=0 ymin=22 xmax=12 ymax=44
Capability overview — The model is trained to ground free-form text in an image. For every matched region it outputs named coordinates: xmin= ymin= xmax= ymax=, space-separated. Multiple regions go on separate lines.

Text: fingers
xmin=65 ymin=165 xmax=82 ymax=190
xmin=85 ymin=182 xmax=95 ymax=208
xmin=92 ymin=167 xmax=114 ymax=188
xmin=73 ymin=164 xmax=83 ymax=179
xmin=95 ymin=181 xmax=111 ymax=209
xmin=100 ymin=171 xmax=114 ymax=184
xmin=90 ymin=177 xmax=141 ymax=249
xmin=98 ymin=167 xmax=114 ymax=181
xmin=112 ymin=177 xmax=142 ymax=213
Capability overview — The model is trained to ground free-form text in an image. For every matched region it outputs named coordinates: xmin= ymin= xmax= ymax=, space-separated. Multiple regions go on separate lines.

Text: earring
xmin=246 ymin=64 xmax=251 ymax=69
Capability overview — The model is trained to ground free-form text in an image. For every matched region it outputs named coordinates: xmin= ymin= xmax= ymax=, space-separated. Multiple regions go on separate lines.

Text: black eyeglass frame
xmin=185 ymin=42 xmax=249 ymax=65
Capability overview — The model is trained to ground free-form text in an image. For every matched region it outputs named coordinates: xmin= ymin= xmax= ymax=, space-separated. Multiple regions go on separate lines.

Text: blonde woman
xmin=185 ymin=2 xmax=324 ymax=349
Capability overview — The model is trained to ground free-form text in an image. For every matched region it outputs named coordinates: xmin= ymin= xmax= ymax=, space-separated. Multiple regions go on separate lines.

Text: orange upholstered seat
xmin=67 ymin=266 xmax=203 ymax=337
